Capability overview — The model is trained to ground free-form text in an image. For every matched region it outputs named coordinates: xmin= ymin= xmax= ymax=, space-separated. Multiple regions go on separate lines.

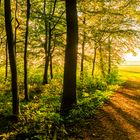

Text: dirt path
xmin=67 ymin=78 xmax=140 ymax=140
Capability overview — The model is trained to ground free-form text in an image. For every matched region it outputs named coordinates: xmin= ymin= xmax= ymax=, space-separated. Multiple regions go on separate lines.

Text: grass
xmin=119 ymin=65 xmax=140 ymax=80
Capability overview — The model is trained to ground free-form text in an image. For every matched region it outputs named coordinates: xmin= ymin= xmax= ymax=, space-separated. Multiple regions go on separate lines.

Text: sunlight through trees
xmin=0 ymin=0 xmax=140 ymax=139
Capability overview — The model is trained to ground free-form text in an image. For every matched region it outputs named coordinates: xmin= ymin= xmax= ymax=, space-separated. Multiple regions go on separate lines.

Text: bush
xmin=94 ymin=77 xmax=107 ymax=91
xmin=65 ymin=89 xmax=112 ymax=123
xmin=106 ymin=70 xmax=119 ymax=84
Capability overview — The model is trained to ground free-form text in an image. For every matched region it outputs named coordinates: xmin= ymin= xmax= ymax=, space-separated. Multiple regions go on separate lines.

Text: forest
xmin=0 ymin=0 xmax=140 ymax=139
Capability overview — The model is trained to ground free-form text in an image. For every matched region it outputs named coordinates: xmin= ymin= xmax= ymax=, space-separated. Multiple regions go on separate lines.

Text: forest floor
xmin=66 ymin=77 xmax=140 ymax=140
xmin=0 ymin=66 xmax=140 ymax=140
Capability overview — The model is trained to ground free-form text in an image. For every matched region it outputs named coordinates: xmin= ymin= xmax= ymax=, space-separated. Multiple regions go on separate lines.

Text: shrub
xmin=106 ymin=70 xmax=119 ymax=84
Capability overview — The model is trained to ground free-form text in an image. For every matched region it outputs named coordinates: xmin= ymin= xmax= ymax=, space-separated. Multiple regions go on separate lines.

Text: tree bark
xmin=99 ymin=45 xmax=105 ymax=78
xmin=60 ymin=0 xmax=78 ymax=116
xmin=14 ymin=0 xmax=17 ymax=56
xmin=43 ymin=0 xmax=49 ymax=84
xmin=50 ymin=55 xmax=53 ymax=79
xmin=14 ymin=0 xmax=20 ymax=57
xmin=43 ymin=0 xmax=57 ymax=84
xmin=108 ymin=37 xmax=111 ymax=75
xmin=4 ymin=0 xmax=20 ymax=116
xmin=92 ymin=47 xmax=97 ymax=76
xmin=80 ymin=17 xmax=86 ymax=78
xmin=48 ymin=21 xmax=52 ymax=78
xmin=5 ymin=40 xmax=8 ymax=81
xmin=24 ymin=0 xmax=30 ymax=100
xmin=50 ymin=34 xmax=56 ymax=80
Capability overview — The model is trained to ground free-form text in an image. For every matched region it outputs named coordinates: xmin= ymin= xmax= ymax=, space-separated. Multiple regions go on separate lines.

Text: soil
xmin=66 ymin=78 xmax=140 ymax=140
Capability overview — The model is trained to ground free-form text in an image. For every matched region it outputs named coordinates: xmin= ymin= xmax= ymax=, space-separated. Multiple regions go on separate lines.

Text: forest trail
xmin=82 ymin=78 xmax=140 ymax=140
xmin=68 ymin=78 xmax=140 ymax=140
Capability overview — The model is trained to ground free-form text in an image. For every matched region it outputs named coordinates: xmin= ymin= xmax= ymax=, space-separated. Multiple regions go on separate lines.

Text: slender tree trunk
xmin=43 ymin=0 xmax=49 ymax=84
xmin=92 ymin=47 xmax=97 ymax=76
xmin=14 ymin=0 xmax=17 ymax=56
xmin=4 ymin=0 xmax=20 ymax=116
xmin=43 ymin=49 xmax=49 ymax=84
xmin=43 ymin=45 xmax=49 ymax=84
xmin=24 ymin=0 xmax=30 ymax=100
xmin=60 ymin=0 xmax=78 ymax=116
xmin=99 ymin=45 xmax=105 ymax=78
xmin=48 ymin=22 xmax=52 ymax=74
xmin=48 ymin=0 xmax=57 ymax=80
xmin=80 ymin=17 xmax=86 ymax=79
xmin=108 ymin=37 xmax=111 ymax=75
xmin=50 ymin=35 xmax=56 ymax=79
xmin=50 ymin=55 xmax=53 ymax=79
xmin=5 ymin=40 xmax=8 ymax=81
xmin=43 ymin=22 xmax=52 ymax=84
xmin=43 ymin=0 xmax=58 ymax=83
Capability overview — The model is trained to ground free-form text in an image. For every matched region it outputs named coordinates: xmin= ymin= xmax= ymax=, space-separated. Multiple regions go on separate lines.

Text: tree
xmin=5 ymin=40 xmax=8 ymax=81
xmin=43 ymin=0 xmax=63 ymax=84
xmin=24 ymin=0 xmax=31 ymax=100
xmin=4 ymin=0 xmax=20 ymax=117
xmin=43 ymin=0 xmax=49 ymax=84
xmin=108 ymin=36 xmax=112 ymax=75
xmin=60 ymin=0 xmax=78 ymax=116
xmin=14 ymin=0 xmax=19 ymax=55
xmin=80 ymin=17 xmax=86 ymax=78
xmin=92 ymin=44 xmax=97 ymax=76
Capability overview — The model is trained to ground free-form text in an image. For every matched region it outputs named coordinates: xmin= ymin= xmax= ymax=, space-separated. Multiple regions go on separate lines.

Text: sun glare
xmin=125 ymin=50 xmax=140 ymax=61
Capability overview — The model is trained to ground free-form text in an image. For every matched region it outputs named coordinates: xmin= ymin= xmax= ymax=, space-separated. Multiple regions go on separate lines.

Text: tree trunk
xmin=43 ymin=48 xmax=49 ymax=84
xmin=43 ymin=0 xmax=49 ymax=84
xmin=108 ymin=37 xmax=111 ymax=75
xmin=48 ymin=22 xmax=52 ymax=76
xmin=4 ymin=0 xmax=20 ymax=116
xmin=43 ymin=0 xmax=58 ymax=83
xmin=14 ymin=0 xmax=17 ymax=56
xmin=24 ymin=0 xmax=30 ymax=100
xmin=80 ymin=17 xmax=86 ymax=79
xmin=5 ymin=40 xmax=8 ymax=81
xmin=50 ymin=34 xmax=56 ymax=80
xmin=50 ymin=55 xmax=53 ymax=79
xmin=60 ymin=0 xmax=78 ymax=116
xmin=92 ymin=47 xmax=97 ymax=76
xmin=43 ymin=21 xmax=52 ymax=84
xmin=99 ymin=45 xmax=105 ymax=78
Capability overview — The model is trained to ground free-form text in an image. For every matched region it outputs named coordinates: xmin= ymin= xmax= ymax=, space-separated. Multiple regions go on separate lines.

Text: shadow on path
xmin=66 ymin=78 xmax=140 ymax=140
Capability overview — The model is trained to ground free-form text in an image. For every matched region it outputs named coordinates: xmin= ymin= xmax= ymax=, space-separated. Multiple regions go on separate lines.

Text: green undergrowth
xmin=66 ymin=74 xmax=120 ymax=123
xmin=0 ymin=67 xmax=120 ymax=139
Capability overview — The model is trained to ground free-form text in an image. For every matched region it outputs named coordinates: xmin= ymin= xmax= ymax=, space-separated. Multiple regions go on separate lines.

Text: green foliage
xmin=0 ymin=78 xmax=63 ymax=139
xmin=0 ymin=64 xmax=119 ymax=139
xmin=106 ymin=70 xmax=119 ymax=84
xmin=70 ymin=72 xmax=117 ymax=123
xmin=65 ymin=89 xmax=112 ymax=123
xmin=28 ymin=69 xmax=43 ymax=84
xmin=94 ymin=76 xmax=107 ymax=91
xmin=77 ymin=75 xmax=96 ymax=93
xmin=77 ymin=74 xmax=108 ymax=95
